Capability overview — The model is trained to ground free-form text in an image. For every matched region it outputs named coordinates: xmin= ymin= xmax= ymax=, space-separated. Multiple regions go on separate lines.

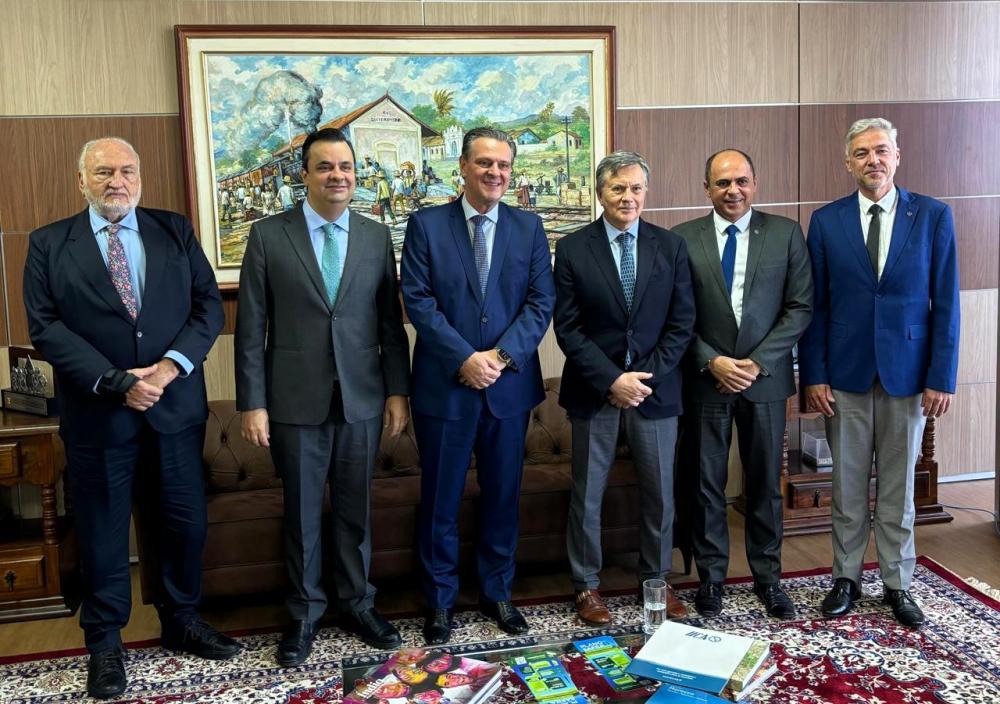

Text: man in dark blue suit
xmin=798 ymin=118 xmax=960 ymax=629
xmin=23 ymin=138 xmax=235 ymax=699
xmin=401 ymin=127 xmax=555 ymax=645
xmin=553 ymin=151 xmax=695 ymax=626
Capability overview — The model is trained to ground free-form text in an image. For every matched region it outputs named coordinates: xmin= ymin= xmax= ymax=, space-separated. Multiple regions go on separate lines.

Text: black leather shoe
xmin=754 ymin=582 xmax=797 ymax=620
xmin=341 ymin=608 xmax=402 ymax=650
xmin=822 ymin=578 xmax=861 ymax=618
xmin=161 ymin=618 xmax=241 ymax=660
xmin=883 ymin=589 xmax=925 ymax=629
xmin=87 ymin=646 xmax=127 ymax=700
xmin=423 ymin=608 xmax=453 ymax=645
xmin=480 ymin=599 xmax=529 ymax=635
xmin=277 ymin=620 xmax=318 ymax=667
xmin=694 ymin=582 xmax=723 ymax=618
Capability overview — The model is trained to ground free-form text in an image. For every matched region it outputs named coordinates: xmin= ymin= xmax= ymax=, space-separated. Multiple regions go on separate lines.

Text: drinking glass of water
xmin=643 ymin=578 xmax=667 ymax=634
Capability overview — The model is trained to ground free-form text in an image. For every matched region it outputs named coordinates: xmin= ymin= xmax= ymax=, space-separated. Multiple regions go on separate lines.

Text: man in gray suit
xmin=673 ymin=149 xmax=812 ymax=620
xmin=235 ymin=128 xmax=410 ymax=664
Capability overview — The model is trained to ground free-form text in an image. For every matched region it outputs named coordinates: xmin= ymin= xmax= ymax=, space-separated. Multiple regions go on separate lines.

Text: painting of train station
xmin=205 ymin=51 xmax=600 ymax=266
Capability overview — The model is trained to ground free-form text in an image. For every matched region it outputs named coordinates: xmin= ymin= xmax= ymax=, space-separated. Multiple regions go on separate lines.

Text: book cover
xmin=572 ymin=635 xmax=643 ymax=692
xmin=509 ymin=651 xmax=587 ymax=703
xmin=726 ymin=640 xmax=770 ymax=692
xmin=647 ymin=683 xmax=729 ymax=704
xmin=625 ymin=621 xmax=765 ymax=695
xmin=723 ymin=656 xmax=777 ymax=702
xmin=345 ymin=648 xmax=502 ymax=704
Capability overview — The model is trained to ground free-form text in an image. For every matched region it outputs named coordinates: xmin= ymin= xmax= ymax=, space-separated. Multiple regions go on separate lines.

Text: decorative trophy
xmin=2 ymin=347 xmax=58 ymax=416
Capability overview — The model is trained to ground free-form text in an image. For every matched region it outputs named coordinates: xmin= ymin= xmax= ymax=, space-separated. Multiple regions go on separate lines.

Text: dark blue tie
xmin=472 ymin=215 xmax=489 ymax=295
xmin=721 ymin=224 xmax=738 ymax=295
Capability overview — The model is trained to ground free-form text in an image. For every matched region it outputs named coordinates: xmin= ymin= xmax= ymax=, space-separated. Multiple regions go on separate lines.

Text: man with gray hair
xmin=798 ymin=118 xmax=960 ymax=628
xmin=23 ymin=137 xmax=234 ymax=699
xmin=553 ymin=151 xmax=695 ymax=626
xmin=401 ymin=126 xmax=555 ymax=644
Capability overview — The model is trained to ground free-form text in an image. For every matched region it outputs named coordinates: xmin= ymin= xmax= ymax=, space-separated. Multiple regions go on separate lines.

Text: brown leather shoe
xmin=665 ymin=586 xmax=688 ymax=619
xmin=575 ymin=589 xmax=612 ymax=626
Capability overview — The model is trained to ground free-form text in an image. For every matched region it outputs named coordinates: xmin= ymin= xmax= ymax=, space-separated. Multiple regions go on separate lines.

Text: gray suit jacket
xmin=235 ymin=206 xmax=410 ymax=425
xmin=673 ymin=209 xmax=813 ymax=403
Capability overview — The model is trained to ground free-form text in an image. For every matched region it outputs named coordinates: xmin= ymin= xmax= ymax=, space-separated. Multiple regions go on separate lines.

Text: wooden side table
xmin=0 ymin=410 xmax=77 ymax=622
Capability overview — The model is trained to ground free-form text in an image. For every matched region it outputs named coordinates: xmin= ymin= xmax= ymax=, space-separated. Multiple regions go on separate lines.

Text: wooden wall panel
xmin=0 ymin=237 xmax=8 ymax=347
xmin=0 ymin=116 xmax=186 ymax=234
xmin=645 ymin=204 xmax=801 ymax=232
xmin=0 ymin=0 xmax=423 ymax=116
xmin=801 ymin=2 xmax=1000 ymax=103
xmin=947 ymin=197 xmax=1000 ymax=291
xmin=957 ymin=289 xmax=998 ymax=386
xmin=424 ymin=2 xmax=798 ymax=107
xmin=3 ymin=233 xmax=31 ymax=346
xmin=936 ymin=382 xmax=996 ymax=477
xmin=799 ymin=102 xmax=1000 ymax=202
xmin=205 ymin=334 xmax=235 ymax=402
xmin=617 ymin=106 xmax=798 ymax=209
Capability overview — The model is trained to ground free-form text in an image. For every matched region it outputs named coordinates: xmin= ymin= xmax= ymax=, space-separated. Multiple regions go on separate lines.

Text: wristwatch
xmin=494 ymin=347 xmax=514 ymax=369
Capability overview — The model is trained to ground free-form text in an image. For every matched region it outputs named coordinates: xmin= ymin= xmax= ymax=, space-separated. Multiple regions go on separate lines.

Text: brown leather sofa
xmin=137 ymin=378 xmax=688 ymax=603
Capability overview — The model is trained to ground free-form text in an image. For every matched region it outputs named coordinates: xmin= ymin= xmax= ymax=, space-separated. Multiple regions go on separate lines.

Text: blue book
xmin=509 ymin=651 xmax=587 ymax=703
xmin=647 ymin=683 xmax=729 ymax=704
xmin=573 ymin=635 xmax=642 ymax=691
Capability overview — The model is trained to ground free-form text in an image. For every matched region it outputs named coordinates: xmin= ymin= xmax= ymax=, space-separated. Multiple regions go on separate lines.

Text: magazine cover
xmin=509 ymin=651 xmax=587 ymax=703
xmin=572 ymin=635 xmax=643 ymax=692
xmin=345 ymin=648 xmax=502 ymax=704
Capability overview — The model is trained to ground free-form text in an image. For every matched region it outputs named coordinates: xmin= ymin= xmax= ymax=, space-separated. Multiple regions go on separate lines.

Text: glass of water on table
xmin=642 ymin=578 xmax=667 ymax=634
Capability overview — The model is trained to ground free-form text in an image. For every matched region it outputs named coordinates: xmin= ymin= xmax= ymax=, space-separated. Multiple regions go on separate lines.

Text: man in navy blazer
xmin=23 ymin=138 xmax=234 ymax=699
xmin=401 ymin=127 xmax=555 ymax=645
xmin=798 ymin=118 xmax=960 ymax=629
xmin=554 ymin=151 xmax=695 ymax=626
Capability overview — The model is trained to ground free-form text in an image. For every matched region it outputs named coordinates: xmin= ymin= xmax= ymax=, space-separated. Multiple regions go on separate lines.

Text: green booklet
xmin=508 ymin=651 xmax=587 ymax=704
xmin=573 ymin=635 xmax=643 ymax=691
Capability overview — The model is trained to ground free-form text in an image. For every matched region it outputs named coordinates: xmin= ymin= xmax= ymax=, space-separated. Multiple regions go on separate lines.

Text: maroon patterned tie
xmin=105 ymin=224 xmax=138 ymax=320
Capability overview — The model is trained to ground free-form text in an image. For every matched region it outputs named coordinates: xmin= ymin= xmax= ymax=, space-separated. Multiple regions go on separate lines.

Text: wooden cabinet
xmin=0 ymin=411 xmax=77 ymax=622
xmin=736 ymin=394 xmax=952 ymax=536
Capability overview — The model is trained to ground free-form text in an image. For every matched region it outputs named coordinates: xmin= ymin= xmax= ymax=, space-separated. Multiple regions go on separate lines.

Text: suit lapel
xmin=282 ymin=206 xmax=331 ymax=310
xmin=449 ymin=200 xmax=485 ymax=305
xmin=67 ymin=210 xmax=136 ymax=323
xmin=135 ymin=209 xmax=168 ymax=324
xmin=333 ymin=211 xmax=370 ymax=311
xmin=880 ymin=187 xmax=917 ymax=285
xmin=838 ymin=193 xmax=876 ymax=283
xmin=587 ymin=220 xmax=629 ymax=316
xmin=696 ymin=215 xmax=733 ymax=310
xmin=740 ymin=211 xmax=767 ymax=311
xmin=484 ymin=205 xmax=512 ymax=303
xmin=629 ymin=220 xmax=660 ymax=316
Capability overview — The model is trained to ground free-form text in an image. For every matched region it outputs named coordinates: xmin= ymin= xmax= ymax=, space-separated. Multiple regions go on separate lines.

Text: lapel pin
xmin=907 ymin=211 xmax=913 ymax=217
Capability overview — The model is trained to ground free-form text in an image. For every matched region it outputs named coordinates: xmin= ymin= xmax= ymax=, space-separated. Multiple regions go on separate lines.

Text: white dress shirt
xmin=858 ymin=187 xmax=898 ymax=280
xmin=713 ymin=207 xmax=753 ymax=328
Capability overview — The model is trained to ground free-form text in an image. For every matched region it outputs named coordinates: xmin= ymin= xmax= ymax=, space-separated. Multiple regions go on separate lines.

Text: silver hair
xmin=461 ymin=127 xmax=517 ymax=160
xmin=844 ymin=118 xmax=898 ymax=156
xmin=77 ymin=137 xmax=141 ymax=173
xmin=595 ymin=151 xmax=649 ymax=191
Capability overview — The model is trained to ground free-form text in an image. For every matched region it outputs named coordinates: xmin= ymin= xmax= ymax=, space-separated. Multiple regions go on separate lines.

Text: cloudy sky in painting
xmin=206 ymin=52 xmax=592 ymax=156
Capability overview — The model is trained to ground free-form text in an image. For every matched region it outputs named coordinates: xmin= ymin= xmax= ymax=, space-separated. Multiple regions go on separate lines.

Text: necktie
xmin=472 ymin=215 xmax=489 ymax=295
xmin=866 ymin=203 xmax=881 ymax=277
xmin=721 ymin=224 xmax=738 ymax=295
xmin=617 ymin=231 xmax=636 ymax=367
xmin=105 ymin=224 xmax=138 ymax=320
xmin=321 ymin=222 xmax=342 ymax=306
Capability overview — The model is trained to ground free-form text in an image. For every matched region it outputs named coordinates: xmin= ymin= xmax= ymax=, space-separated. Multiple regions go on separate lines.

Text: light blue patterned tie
xmin=106 ymin=224 xmax=138 ymax=320
xmin=472 ymin=215 xmax=489 ymax=295
xmin=722 ymin=224 xmax=738 ymax=295
xmin=617 ymin=231 xmax=635 ymax=367
xmin=321 ymin=222 xmax=341 ymax=306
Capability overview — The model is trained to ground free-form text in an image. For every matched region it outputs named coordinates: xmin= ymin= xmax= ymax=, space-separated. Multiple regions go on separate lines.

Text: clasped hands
xmin=124 ymin=359 xmax=179 ymax=411
xmin=708 ymin=356 xmax=760 ymax=393
xmin=458 ymin=349 xmax=507 ymax=389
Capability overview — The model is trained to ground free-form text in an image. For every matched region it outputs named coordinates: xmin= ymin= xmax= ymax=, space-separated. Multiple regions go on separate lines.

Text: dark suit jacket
xmin=673 ymin=209 xmax=813 ymax=403
xmin=235 ymin=206 xmax=410 ymax=426
xmin=553 ymin=217 xmax=695 ymax=420
xmin=798 ymin=188 xmax=960 ymax=396
xmin=23 ymin=207 xmax=223 ymax=446
xmin=400 ymin=198 xmax=555 ymax=420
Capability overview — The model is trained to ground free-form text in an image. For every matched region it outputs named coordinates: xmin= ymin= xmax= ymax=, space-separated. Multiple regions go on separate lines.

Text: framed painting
xmin=176 ymin=25 xmax=615 ymax=286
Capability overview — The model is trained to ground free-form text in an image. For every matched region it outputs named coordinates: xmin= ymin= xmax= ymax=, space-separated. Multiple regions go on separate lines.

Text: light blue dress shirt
xmin=88 ymin=207 xmax=192 ymax=388
xmin=461 ymin=197 xmax=499 ymax=269
xmin=602 ymin=217 xmax=639 ymax=275
xmin=302 ymin=199 xmax=350 ymax=276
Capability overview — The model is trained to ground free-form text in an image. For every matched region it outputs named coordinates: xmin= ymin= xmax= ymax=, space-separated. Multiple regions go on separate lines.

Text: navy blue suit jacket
xmin=553 ymin=218 xmax=695 ymax=419
xmin=798 ymin=188 xmax=960 ymax=396
xmin=400 ymin=199 xmax=555 ymax=420
xmin=23 ymin=207 xmax=224 ymax=446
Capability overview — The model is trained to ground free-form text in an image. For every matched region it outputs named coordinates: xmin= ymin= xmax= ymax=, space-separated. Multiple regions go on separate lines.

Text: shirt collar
xmin=858 ymin=187 xmax=897 ymax=215
xmin=602 ymin=217 xmax=639 ymax=244
xmin=713 ymin=207 xmax=753 ymax=236
xmin=461 ymin=196 xmax=499 ymax=225
xmin=302 ymin=199 xmax=351 ymax=234
xmin=89 ymin=207 xmax=139 ymax=235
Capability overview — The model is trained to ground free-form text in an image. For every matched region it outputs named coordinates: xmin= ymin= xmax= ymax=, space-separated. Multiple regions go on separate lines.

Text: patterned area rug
xmin=1 ymin=556 xmax=998 ymax=703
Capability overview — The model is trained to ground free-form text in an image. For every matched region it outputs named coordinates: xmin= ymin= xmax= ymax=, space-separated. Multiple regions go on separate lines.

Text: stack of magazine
xmin=625 ymin=622 xmax=777 ymax=702
xmin=344 ymin=648 xmax=503 ymax=704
